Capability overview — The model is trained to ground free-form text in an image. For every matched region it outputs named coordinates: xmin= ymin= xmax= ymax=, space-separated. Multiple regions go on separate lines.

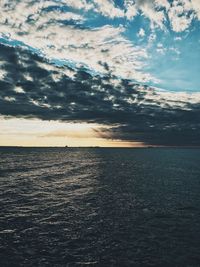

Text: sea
xmin=0 ymin=147 xmax=200 ymax=267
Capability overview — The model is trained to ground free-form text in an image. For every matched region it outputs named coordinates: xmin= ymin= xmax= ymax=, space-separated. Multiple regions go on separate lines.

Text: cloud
xmin=137 ymin=28 xmax=145 ymax=38
xmin=155 ymin=0 xmax=170 ymax=10
xmin=136 ymin=0 xmax=166 ymax=29
xmin=0 ymin=44 xmax=200 ymax=146
xmin=124 ymin=0 xmax=166 ymax=29
xmin=61 ymin=0 xmax=125 ymax=18
xmin=124 ymin=0 xmax=200 ymax=32
xmin=0 ymin=1 xmax=156 ymax=83
xmin=191 ymin=0 xmax=200 ymax=19
xmin=168 ymin=0 xmax=194 ymax=32
xmin=1 ymin=0 xmax=200 ymax=34
xmin=0 ymin=0 xmax=199 ymax=93
xmin=124 ymin=0 xmax=138 ymax=20
xmin=92 ymin=0 xmax=124 ymax=19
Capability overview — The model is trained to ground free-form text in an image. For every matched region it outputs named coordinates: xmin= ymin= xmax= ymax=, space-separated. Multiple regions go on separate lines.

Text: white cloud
xmin=137 ymin=28 xmax=145 ymax=37
xmin=124 ymin=0 xmax=166 ymax=29
xmin=0 ymin=69 xmax=7 ymax=80
xmin=4 ymin=96 xmax=15 ymax=102
xmin=124 ymin=0 xmax=200 ymax=32
xmin=92 ymin=0 xmax=124 ymax=19
xmin=0 ymin=0 xmax=200 ymax=88
xmin=169 ymin=47 xmax=181 ymax=55
xmin=168 ymin=0 xmax=194 ymax=32
xmin=0 ymin=0 xmax=200 ymax=42
xmin=144 ymin=87 xmax=200 ymax=110
xmin=124 ymin=0 xmax=138 ymax=19
xmin=190 ymin=0 xmax=200 ymax=19
xmin=176 ymin=0 xmax=200 ymax=20
xmin=155 ymin=0 xmax=170 ymax=10
xmin=147 ymin=32 xmax=157 ymax=47
xmin=138 ymin=1 xmax=166 ymax=29
xmin=174 ymin=36 xmax=182 ymax=41
xmin=14 ymin=86 xmax=25 ymax=94
xmin=0 ymin=1 xmax=158 ymax=83
xmin=61 ymin=0 xmax=94 ymax=11
xmin=156 ymin=43 xmax=167 ymax=54
xmin=56 ymin=0 xmax=125 ymax=19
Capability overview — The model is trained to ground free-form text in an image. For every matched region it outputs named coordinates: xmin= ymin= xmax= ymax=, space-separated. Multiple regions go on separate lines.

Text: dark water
xmin=0 ymin=148 xmax=200 ymax=267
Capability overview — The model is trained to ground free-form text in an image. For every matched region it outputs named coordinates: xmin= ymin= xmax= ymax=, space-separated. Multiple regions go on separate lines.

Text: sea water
xmin=0 ymin=147 xmax=200 ymax=266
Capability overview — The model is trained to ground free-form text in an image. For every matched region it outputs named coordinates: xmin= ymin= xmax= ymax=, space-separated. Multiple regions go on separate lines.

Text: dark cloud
xmin=0 ymin=44 xmax=200 ymax=146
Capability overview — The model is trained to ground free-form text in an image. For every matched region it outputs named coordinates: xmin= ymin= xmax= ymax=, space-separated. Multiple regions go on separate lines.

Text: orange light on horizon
xmin=0 ymin=117 xmax=146 ymax=147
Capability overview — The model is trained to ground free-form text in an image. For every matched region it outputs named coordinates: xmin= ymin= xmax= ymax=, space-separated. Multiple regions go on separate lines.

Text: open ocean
xmin=0 ymin=147 xmax=200 ymax=267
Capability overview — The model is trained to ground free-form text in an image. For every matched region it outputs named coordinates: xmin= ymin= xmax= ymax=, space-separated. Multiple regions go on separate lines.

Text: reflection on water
xmin=0 ymin=148 xmax=200 ymax=266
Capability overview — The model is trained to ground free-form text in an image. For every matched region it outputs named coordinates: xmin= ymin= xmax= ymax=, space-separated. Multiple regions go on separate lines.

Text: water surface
xmin=0 ymin=148 xmax=200 ymax=266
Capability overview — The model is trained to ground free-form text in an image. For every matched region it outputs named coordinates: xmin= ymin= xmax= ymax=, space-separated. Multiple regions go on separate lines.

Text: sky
xmin=0 ymin=0 xmax=200 ymax=147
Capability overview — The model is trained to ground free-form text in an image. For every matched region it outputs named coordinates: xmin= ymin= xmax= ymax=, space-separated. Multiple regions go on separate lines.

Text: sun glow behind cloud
xmin=0 ymin=117 xmax=144 ymax=147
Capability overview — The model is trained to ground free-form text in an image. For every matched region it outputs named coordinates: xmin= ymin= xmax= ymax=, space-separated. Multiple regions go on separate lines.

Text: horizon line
xmin=1 ymin=145 xmax=200 ymax=149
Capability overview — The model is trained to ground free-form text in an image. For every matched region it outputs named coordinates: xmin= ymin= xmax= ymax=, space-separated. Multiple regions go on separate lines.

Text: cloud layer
xmin=0 ymin=0 xmax=200 ymax=84
xmin=0 ymin=44 xmax=200 ymax=146
xmin=0 ymin=0 xmax=155 ymax=82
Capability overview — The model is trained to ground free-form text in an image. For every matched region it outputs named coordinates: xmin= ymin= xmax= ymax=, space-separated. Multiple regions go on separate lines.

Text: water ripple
xmin=0 ymin=148 xmax=200 ymax=266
